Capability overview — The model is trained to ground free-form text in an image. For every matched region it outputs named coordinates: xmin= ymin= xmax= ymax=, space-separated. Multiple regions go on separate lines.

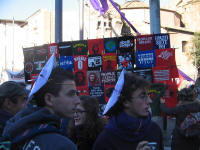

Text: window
xmin=182 ymin=41 xmax=187 ymax=52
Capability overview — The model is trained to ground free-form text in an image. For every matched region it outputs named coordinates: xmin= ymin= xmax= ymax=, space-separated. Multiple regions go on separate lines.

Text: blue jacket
xmin=2 ymin=107 xmax=77 ymax=150
xmin=93 ymin=112 xmax=163 ymax=150
xmin=0 ymin=109 xmax=12 ymax=135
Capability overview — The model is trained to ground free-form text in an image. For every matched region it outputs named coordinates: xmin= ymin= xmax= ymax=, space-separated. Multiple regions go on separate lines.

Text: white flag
xmin=103 ymin=69 xmax=125 ymax=115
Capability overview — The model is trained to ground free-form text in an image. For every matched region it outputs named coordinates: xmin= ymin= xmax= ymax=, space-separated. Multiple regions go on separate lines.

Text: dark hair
xmin=34 ymin=66 xmax=74 ymax=107
xmin=68 ymin=96 xmax=106 ymax=145
xmin=108 ymin=72 xmax=151 ymax=116
xmin=178 ymin=87 xmax=195 ymax=102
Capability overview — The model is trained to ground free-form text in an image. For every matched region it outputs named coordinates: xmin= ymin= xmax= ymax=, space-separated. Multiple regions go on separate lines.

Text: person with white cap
xmin=2 ymin=54 xmax=80 ymax=150
xmin=92 ymin=71 xmax=163 ymax=150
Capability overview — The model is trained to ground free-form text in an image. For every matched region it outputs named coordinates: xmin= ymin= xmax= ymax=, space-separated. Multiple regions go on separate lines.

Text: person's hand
xmin=136 ymin=141 xmax=151 ymax=150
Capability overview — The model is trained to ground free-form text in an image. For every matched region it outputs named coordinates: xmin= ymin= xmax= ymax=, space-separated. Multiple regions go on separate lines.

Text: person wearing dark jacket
xmin=68 ymin=96 xmax=106 ymax=150
xmin=93 ymin=70 xmax=164 ymax=150
xmin=0 ymin=81 xmax=28 ymax=135
xmin=160 ymin=86 xmax=200 ymax=150
xmin=2 ymin=61 xmax=80 ymax=150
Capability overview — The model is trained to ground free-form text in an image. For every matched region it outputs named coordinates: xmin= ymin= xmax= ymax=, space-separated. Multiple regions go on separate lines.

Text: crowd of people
xmin=0 ymin=66 xmax=200 ymax=150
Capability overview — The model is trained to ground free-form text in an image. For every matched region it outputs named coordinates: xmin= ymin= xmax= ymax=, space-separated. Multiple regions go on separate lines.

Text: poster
xmin=102 ymin=53 xmax=117 ymax=71
xmin=48 ymin=43 xmax=59 ymax=58
xmin=152 ymin=66 xmax=171 ymax=84
xmin=32 ymin=45 xmax=48 ymax=74
xmin=59 ymin=56 xmax=74 ymax=71
xmin=74 ymin=71 xmax=87 ymax=87
xmin=155 ymin=48 xmax=176 ymax=67
xmin=73 ymin=55 xmax=88 ymax=71
xmin=23 ymin=47 xmax=35 ymax=82
xmin=87 ymin=71 xmax=101 ymax=87
xmin=104 ymin=37 xmax=118 ymax=53
xmin=89 ymin=86 xmax=105 ymax=104
xmin=118 ymin=53 xmax=134 ymax=70
xmin=88 ymin=55 xmax=102 ymax=70
xmin=154 ymin=33 xmax=170 ymax=50
xmin=58 ymin=41 xmax=73 ymax=56
xmin=118 ymin=36 xmax=134 ymax=54
xmin=136 ymin=50 xmax=156 ymax=68
xmin=136 ymin=34 xmax=154 ymax=51
xmin=72 ymin=40 xmax=88 ymax=55
xmin=101 ymin=71 xmax=116 ymax=85
xmin=88 ymin=38 xmax=104 ymax=55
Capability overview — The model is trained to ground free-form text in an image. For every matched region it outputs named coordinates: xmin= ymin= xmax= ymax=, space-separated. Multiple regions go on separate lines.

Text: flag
xmin=89 ymin=0 xmax=108 ymax=15
xmin=103 ymin=69 xmax=125 ymax=115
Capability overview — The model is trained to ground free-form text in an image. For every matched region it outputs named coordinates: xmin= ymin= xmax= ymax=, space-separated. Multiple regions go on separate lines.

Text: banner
xmin=154 ymin=33 xmax=170 ymax=50
xmin=136 ymin=50 xmax=156 ymax=68
xmin=88 ymin=38 xmax=104 ymax=55
xmin=104 ymin=37 xmax=118 ymax=53
xmin=136 ymin=34 xmax=154 ymax=51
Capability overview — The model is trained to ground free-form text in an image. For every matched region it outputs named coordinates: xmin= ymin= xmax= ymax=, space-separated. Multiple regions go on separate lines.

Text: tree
xmin=192 ymin=32 xmax=200 ymax=68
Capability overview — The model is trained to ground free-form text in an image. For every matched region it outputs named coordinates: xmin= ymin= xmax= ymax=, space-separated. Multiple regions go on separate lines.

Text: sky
xmin=0 ymin=0 xmax=171 ymax=20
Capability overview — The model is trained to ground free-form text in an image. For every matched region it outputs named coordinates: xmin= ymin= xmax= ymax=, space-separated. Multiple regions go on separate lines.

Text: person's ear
xmin=123 ymin=100 xmax=130 ymax=109
xmin=44 ymin=93 xmax=54 ymax=107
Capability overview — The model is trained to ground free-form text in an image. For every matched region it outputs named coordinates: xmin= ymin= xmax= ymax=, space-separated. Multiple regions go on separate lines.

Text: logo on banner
xmin=155 ymin=35 xmax=169 ymax=49
xmin=105 ymin=41 xmax=116 ymax=52
xmin=158 ymin=51 xmax=172 ymax=60
xmin=119 ymin=40 xmax=134 ymax=48
xmin=101 ymin=72 xmax=116 ymax=84
xmin=154 ymin=70 xmax=170 ymax=82
xmin=137 ymin=36 xmax=153 ymax=44
xmin=74 ymin=56 xmax=87 ymax=70
xmin=88 ymin=56 xmax=102 ymax=67
xmin=60 ymin=60 xmax=73 ymax=66
xmin=138 ymin=53 xmax=154 ymax=65
xmin=25 ymin=62 xmax=33 ymax=73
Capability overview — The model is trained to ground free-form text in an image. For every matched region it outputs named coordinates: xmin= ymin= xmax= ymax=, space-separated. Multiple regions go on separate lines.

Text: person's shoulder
xmin=34 ymin=133 xmax=77 ymax=150
xmin=92 ymin=128 xmax=112 ymax=150
xmin=150 ymin=121 xmax=162 ymax=133
xmin=93 ymin=128 xmax=112 ymax=143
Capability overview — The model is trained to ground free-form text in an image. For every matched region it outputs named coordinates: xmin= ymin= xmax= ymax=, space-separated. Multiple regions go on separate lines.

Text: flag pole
xmin=55 ymin=0 xmax=63 ymax=42
xmin=79 ymin=0 xmax=84 ymax=40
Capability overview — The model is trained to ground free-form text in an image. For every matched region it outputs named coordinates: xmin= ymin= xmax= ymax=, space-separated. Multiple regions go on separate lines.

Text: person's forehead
xmin=132 ymin=88 xmax=146 ymax=95
xmin=59 ymin=80 xmax=76 ymax=88
xmin=61 ymin=79 xmax=75 ymax=83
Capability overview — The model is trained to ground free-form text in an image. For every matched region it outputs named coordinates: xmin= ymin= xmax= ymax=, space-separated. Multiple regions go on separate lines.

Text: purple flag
xmin=178 ymin=69 xmax=195 ymax=82
xmin=90 ymin=0 xmax=108 ymax=15
xmin=108 ymin=0 xmax=140 ymax=35
xmin=90 ymin=0 xmax=140 ymax=34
